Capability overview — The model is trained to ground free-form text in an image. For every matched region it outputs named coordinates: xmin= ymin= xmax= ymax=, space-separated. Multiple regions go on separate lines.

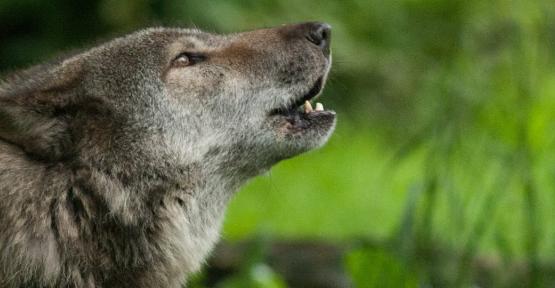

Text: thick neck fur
xmin=0 ymin=127 xmax=253 ymax=287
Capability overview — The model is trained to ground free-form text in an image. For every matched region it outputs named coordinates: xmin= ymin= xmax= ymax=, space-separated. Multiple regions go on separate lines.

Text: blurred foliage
xmin=2 ymin=0 xmax=555 ymax=286
xmin=208 ymin=239 xmax=287 ymax=288
xmin=189 ymin=249 xmax=287 ymax=288
xmin=214 ymin=264 xmax=287 ymax=288
xmin=346 ymin=246 xmax=419 ymax=288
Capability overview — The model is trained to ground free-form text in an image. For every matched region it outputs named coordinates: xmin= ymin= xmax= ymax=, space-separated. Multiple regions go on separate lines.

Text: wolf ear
xmin=0 ymin=58 xmax=83 ymax=161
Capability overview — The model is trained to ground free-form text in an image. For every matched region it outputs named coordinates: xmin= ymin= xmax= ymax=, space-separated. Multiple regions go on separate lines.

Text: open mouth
xmin=270 ymin=77 xmax=334 ymax=117
xmin=268 ymin=76 xmax=335 ymax=133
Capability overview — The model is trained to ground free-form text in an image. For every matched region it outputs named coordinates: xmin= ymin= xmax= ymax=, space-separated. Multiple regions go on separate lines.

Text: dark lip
xmin=270 ymin=77 xmax=324 ymax=116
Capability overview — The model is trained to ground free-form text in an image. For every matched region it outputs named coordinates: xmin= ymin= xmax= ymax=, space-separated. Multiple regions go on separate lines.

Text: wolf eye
xmin=172 ymin=52 xmax=205 ymax=68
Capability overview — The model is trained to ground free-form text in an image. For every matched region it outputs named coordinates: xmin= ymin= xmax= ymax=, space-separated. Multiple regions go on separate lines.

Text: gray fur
xmin=0 ymin=23 xmax=335 ymax=287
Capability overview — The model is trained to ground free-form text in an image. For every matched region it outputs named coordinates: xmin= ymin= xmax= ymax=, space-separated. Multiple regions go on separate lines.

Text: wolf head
xmin=162 ymin=22 xmax=335 ymax=169
xmin=0 ymin=22 xmax=335 ymax=182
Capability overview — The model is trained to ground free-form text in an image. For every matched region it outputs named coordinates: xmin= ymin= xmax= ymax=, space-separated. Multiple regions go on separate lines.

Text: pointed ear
xmin=0 ymin=57 xmax=83 ymax=161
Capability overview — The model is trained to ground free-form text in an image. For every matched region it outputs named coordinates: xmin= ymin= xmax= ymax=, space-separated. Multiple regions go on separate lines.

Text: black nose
xmin=305 ymin=22 xmax=331 ymax=57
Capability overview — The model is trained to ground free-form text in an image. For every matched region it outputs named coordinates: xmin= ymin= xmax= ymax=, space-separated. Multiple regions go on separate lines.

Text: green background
xmin=1 ymin=0 xmax=555 ymax=287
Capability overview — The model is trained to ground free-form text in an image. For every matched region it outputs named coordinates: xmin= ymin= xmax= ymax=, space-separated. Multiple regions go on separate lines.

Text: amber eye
xmin=172 ymin=52 xmax=206 ymax=68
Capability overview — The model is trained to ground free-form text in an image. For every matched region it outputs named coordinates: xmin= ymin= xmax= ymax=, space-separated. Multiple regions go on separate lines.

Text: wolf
xmin=0 ymin=22 xmax=335 ymax=287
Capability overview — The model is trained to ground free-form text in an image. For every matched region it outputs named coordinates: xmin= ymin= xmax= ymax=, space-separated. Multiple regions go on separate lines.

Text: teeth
xmin=304 ymin=101 xmax=313 ymax=113
xmin=315 ymin=102 xmax=324 ymax=111
xmin=302 ymin=101 xmax=326 ymax=113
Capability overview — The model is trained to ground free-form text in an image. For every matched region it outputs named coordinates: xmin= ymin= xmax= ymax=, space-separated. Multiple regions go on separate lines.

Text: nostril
xmin=320 ymin=28 xmax=329 ymax=42
xmin=307 ymin=32 xmax=321 ymax=46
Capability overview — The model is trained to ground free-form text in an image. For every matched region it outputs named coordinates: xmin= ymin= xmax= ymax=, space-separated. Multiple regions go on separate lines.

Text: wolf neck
xmin=79 ymin=140 xmax=252 ymax=229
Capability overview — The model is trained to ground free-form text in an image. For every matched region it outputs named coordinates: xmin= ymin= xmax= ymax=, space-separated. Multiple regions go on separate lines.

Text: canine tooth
xmin=315 ymin=102 xmax=324 ymax=111
xmin=304 ymin=101 xmax=313 ymax=113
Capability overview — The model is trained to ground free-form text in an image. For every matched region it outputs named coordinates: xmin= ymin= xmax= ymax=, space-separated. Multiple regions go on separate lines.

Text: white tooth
xmin=315 ymin=102 xmax=324 ymax=111
xmin=304 ymin=101 xmax=313 ymax=113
